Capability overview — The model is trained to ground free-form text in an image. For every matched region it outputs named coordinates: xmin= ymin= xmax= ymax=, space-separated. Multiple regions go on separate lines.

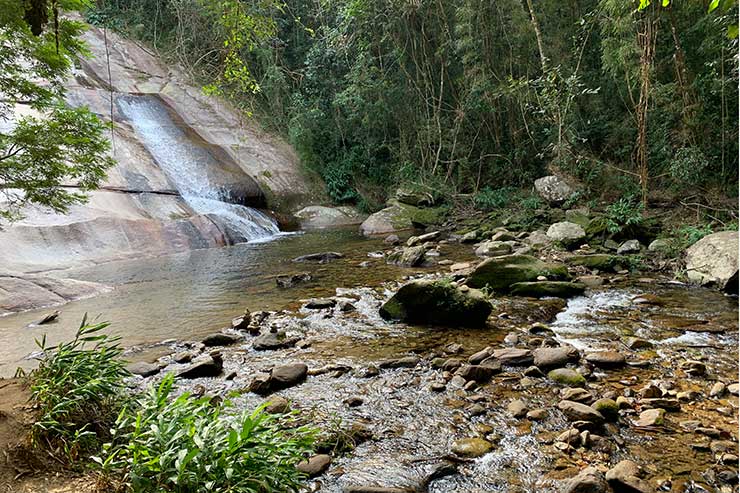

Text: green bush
xmin=605 ymin=197 xmax=644 ymax=234
xmin=95 ymin=374 xmax=315 ymax=493
xmin=28 ymin=316 xmax=129 ymax=460
xmin=473 ymin=187 xmax=519 ymax=211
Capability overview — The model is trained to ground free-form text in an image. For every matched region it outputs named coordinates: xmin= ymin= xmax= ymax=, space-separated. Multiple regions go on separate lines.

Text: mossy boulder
xmin=591 ymin=398 xmax=619 ymax=421
xmin=464 ymin=255 xmax=569 ymax=292
xmin=567 ymin=254 xmax=620 ymax=272
xmin=359 ymin=200 xmax=444 ymax=236
xmin=379 ymin=280 xmax=492 ymax=327
xmin=510 ymin=281 xmax=586 ymax=298
xmin=548 ymin=368 xmax=586 ymax=387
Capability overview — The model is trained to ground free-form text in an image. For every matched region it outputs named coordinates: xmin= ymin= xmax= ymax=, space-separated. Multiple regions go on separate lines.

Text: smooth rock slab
xmin=296 ymin=454 xmax=332 ymax=477
xmin=533 ymin=346 xmax=580 ymax=370
xmin=491 ymin=348 xmax=533 ymax=366
xmin=584 ymin=351 xmax=626 ymax=368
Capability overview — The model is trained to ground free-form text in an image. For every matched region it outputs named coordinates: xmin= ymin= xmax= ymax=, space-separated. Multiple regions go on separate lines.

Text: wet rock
xmin=406 ymin=231 xmax=440 ymax=247
xmin=127 ymin=361 xmax=161 ymax=377
xmin=379 ymin=356 xmax=420 ymax=369
xmin=264 ymin=396 xmax=291 ymax=414
xmin=639 ymin=398 xmax=680 ymax=411
xmin=508 ymin=399 xmax=528 ymax=418
xmin=534 ymin=175 xmax=576 ymax=205
xmin=563 ymin=466 xmax=608 ymax=493
xmin=533 ymin=346 xmax=580 ymax=370
xmin=558 ymin=400 xmax=605 ymax=423
xmin=276 ymin=273 xmax=312 ymax=288
xmin=344 ymin=487 xmax=415 ymax=493
xmin=469 ymin=347 xmax=492 ymax=364
xmin=36 ymin=310 xmax=60 ymax=325
xmin=547 ymin=222 xmax=586 ymax=248
xmin=294 ymin=206 xmax=365 ymax=229
xmin=451 ymin=437 xmax=493 ymax=458
xmin=680 ymin=360 xmax=706 ymax=376
xmin=576 ymin=275 xmax=604 ymax=288
xmin=464 ymin=254 xmax=568 ymax=292
xmin=475 ymin=240 xmax=512 ymax=258
xmin=606 ymin=460 xmax=651 ymax=493
xmin=623 ymin=337 xmax=653 ymax=350
xmin=250 ymin=363 xmax=308 ymax=395
xmin=591 ymin=398 xmax=619 ymax=421
xmin=292 ymin=251 xmax=344 ymax=263
xmin=345 ymin=396 xmax=364 ymax=407
xmin=396 ymin=188 xmax=434 ymax=207
xmin=584 ymin=351 xmax=626 ymax=368
xmin=617 ymin=239 xmax=642 ymax=255
xmin=441 ymin=358 xmax=463 ymax=371
xmin=567 ymin=254 xmax=619 ymax=272
xmin=173 ymin=351 xmax=195 ymax=363
xmin=510 ymin=281 xmax=586 ymax=298
xmin=201 ymin=332 xmax=241 ymax=347
xmin=460 ymin=231 xmax=479 ymax=243
xmin=685 ymin=230 xmax=738 ymax=293
xmin=727 ymin=383 xmax=739 ymax=395
xmin=384 ymin=234 xmax=401 ymax=245
xmin=458 ymin=363 xmax=501 ymax=383
xmin=231 ymin=309 xmax=252 ymax=330
xmin=548 ymin=368 xmax=586 ymax=387
xmin=304 ymin=298 xmax=337 ymax=309
xmin=492 ymin=348 xmax=533 ymax=366
xmin=429 ymin=382 xmax=446 ymax=392
xmin=710 ymin=382 xmax=727 ymax=398
xmin=634 ymin=408 xmax=665 ymax=427
xmin=562 ymin=388 xmax=593 ymax=403
xmin=386 ymin=245 xmax=427 ymax=267
xmin=527 ymin=408 xmax=548 ymax=420
xmin=631 ymin=293 xmax=665 ymax=306
xmin=360 ymin=201 xmax=441 ymax=236
xmin=523 ymin=365 xmax=544 ymax=377
xmin=297 ymin=454 xmax=332 ymax=478
xmin=177 ymin=351 xmax=223 ymax=379
xmin=450 ymin=262 xmax=472 ymax=272
xmin=379 ymin=279 xmax=492 ymax=327
xmin=252 ymin=331 xmax=299 ymax=351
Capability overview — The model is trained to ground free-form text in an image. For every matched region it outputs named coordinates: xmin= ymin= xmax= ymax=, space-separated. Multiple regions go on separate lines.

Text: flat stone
xmin=491 ymin=348 xmax=533 ymax=366
xmin=533 ymin=346 xmax=579 ymax=370
xmin=177 ymin=351 xmax=223 ymax=379
xmin=296 ymin=454 xmax=332 ymax=477
xmin=558 ymin=400 xmax=605 ymax=423
xmin=127 ymin=361 xmax=161 ymax=377
xmin=201 ymin=332 xmax=241 ymax=347
xmin=635 ymin=408 xmax=665 ymax=427
xmin=584 ymin=351 xmax=626 ymax=368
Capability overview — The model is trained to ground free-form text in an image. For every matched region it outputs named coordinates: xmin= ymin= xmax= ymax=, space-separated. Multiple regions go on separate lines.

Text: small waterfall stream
xmin=116 ymin=95 xmax=279 ymax=243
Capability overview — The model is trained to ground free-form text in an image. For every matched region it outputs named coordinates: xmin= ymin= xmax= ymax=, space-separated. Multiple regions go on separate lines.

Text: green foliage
xmin=95 ymin=374 xmax=315 ymax=493
xmin=605 ymin=197 xmax=645 ymax=234
xmin=669 ymin=147 xmax=709 ymax=189
xmin=28 ymin=316 xmax=128 ymax=461
xmin=474 ymin=187 xmax=519 ymax=211
xmin=0 ymin=0 xmax=114 ymax=222
xmin=676 ymin=224 xmax=714 ymax=247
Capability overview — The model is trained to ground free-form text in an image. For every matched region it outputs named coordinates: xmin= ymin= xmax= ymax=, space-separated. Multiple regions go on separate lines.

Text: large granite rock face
xmin=685 ymin=231 xmax=739 ymax=293
xmin=0 ymin=271 xmax=111 ymax=316
xmin=379 ymin=280 xmax=492 ymax=327
xmin=294 ymin=206 xmax=366 ymax=229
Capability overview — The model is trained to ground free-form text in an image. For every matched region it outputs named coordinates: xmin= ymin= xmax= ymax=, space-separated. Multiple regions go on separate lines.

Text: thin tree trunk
xmin=525 ymin=0 xmax=547 ymax=72
xmin=635 ymin=12 xmax=657 ymax=207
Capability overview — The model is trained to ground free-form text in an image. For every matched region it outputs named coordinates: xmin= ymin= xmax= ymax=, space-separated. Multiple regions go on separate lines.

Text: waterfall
xmin=116 ymin=95 xmax=280 ymax=243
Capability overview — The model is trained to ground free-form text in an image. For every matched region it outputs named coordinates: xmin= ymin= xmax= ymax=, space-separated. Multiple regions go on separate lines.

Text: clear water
xmin=116 ymin=95 xmax=279 ymax=242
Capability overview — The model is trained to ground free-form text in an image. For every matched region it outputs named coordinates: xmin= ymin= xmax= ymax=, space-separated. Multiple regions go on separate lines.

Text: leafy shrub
xmin=605 ymin=197 xmax=644 ymax=234
xmin=670 ymin=147 xmax=709 ymax=189
xmin=473 ymin=187 xmax=519 ymax=211
xmin=29 ymin=316 xmax=129 ymax=460
xmin=520 ymin=195 xmax=544 ymax=210
xmin=676 ymin=224 xmax=713 ymax=248
xmin=95 ymin=374 xmax=315 ymax=493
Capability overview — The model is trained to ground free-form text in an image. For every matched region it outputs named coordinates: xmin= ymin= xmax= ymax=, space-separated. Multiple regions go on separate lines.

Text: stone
xmin=250 ymin=363 xmax=308 ymax=395
xmin=680 ymin=360 xmax=706 ymax=376
xmin=567 ymin=254 xmax=619 ymax=272
xmin=648 ymin=238 xmax=672 ymax=254
xmin=606 ymin=460 xmax=651 ymax=493
xmin=385 ymin=245 xmax=427 ymax=267
xmin=563 ymin=467 xmax=608 ymax=493
xmin=527 ymin=408 xmax=548 ymax=420
xmin=201 ymin=332 xmax=241 ymax=347
xmin=584 ymin=351 xmax=626 ymax=368
xmin=460 ymin=231 xmax=479 ymax=243
xmin=623 ymin=337 xmax=653 ymax=350
xmin=294 ymin=206 xmax=365 ymax=229
xmin=360 ymin=201 xmax=442 ymax=236
xmin=557 ymin=400 xmax=605 ymax=423
xmin=534 ymin=175 xmax=576 ymax=205
xmin=526 ymin=230 xmax=551 ymax=248
xmin=639 ymin=398 xmax=680 ymax=411
xmin=304 ymin=298 xmax=337 ymax=310
xmin=475 ymin=240 xmax=512 ymax=257
xmin=379 ymin=279 xmax=492 ymax=327
xmin=276 ymin=273 xmax=312 ymax=288
xmin=345 ymin=396 xmax=364 ymax=407
xmin=458 ymin=363 xmax=501 ymax=383
xmin=591 ymin=398 xmax=619 ymax=421
xmin=617 ymin=239 xmax=642 ymax=255
xmin=685 ymin=231 xmax=739 ymax=293
xmin=264 ymin=396 xmax=291 ymax=414
xmin=378 ymin=356 xmax=420 ymax=369
xmin=396 ymin=188 xmax=434 ymax=207
xmin=547 ymin=222 xmax=586 ymax=248
xmin=296 ymin=454 xmax=332 ymax=478
xmin=533 ymin=346 xmax=580 ymax=370
xmin=384 ymin=234 xmax=401 ymax=245
xmin=468 ymin=347 xmax=492 ymax=364
xmin=635 ymin=408 xmax=665 ymax=427
xmin=292 ymin=252 xmax=344 ymax=263
xmin=510 ymin=281 xmax=586 ymax=298
xmin=174 ymin=351 xmax=195 ymax=364
xmin=465 ymin=254 xmax=568 ymax=292
xmin=177 ymin=351 xmax=223 ymax=379
xmin=450 ymin=262 xmax=472 ymax=272
xmin=451 ymin=437 xmax=493 ymax=458
xmin=548 ymin=368 xmax=586 ymax=387
xmin=491 ymin=348 xmax=533 ymax=366
xmin=252 ymin=331 xmax=298 ymax=351
xmin=231 ymin=310 xmax=252 ymax=330
xmin=406 ymin=231 xmax=440 ymax=247
xmin=127 ymin=361 xmax=161 ymax=377
xmin=562 ymin=388 xmax=593 ymax=403
xmin=577 ymin=275 xmax=604 ymax=288
xmin=710 ymin=382 xmax=726 ymax=398
xmin=728 ymin=383 xmax=739 ymax=395
xmin=507 ymin=399 xmax=528 ymax=418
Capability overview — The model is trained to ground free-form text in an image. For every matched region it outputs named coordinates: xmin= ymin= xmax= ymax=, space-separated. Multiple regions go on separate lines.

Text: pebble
xmin=507 ymin=399 xmax=528 ymax=418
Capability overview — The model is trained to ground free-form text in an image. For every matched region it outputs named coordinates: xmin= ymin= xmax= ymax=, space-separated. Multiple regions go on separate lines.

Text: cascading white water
xmin=116 ymin=95 xmax=280 ymax=243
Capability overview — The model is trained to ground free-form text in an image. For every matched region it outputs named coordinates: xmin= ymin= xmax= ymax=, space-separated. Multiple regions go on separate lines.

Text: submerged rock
xmin=685 ymin=230 xmax=739 ymax=293
xmin=379 ymin=280 xmax=492 ymax=327
xmin=464 ymin=254 xmax=568 ymax=292
xmin=292 ymin=252 xmax=344 ymax=263
xmin=451 ymin=437 xmax=493 ymax=458
xmin=276 ymin=273 xmax=312 ymax=288
xmin=510 ymin=281 xmax=586 ymax=298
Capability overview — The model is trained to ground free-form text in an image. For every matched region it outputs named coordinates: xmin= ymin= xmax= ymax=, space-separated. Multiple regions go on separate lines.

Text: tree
xmin=0 ymin=0 xmax=114 ymax=222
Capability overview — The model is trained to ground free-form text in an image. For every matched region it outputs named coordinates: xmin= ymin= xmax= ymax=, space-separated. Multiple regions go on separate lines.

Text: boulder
xmin=525 ymin=230 xmax=551 ymax=248
xmin=250 ymin=363 xmax=308 ymax=395
xmin=685 ymin=231 xmax=739 ymax=293
xmin=534 ymin=175 xmax=576 ymax=205
xmin=294 ymin=206 xmax=366 ymax=229
xmin=458 ymin=363 xmax=501 ymax=383
xmin=396 ymin=188 xmax=434 ymax=207
xmin=557 ymin=400 xmax=605 ymax=422
xmin=606 ymin=460 xmax=652 ymax=493
xmin=491 ymin=348 xmax=533 ymax=366
xmin=406 ymin=231 xmax=440 ymax=247
xmin=252 ymin=331 xmax=299 ymax=351
xmin=201 ymin=332 xmax=241 ymax=347
xmin=547 ymin=222 xmax=586 ymax=248
xmin=127 ymin=361 xmax=161 ymax=378
xmin=360 ymin=201 xmax=442 ymax=236
xmin=385 ymin=246 xmax=427 ymax=267
xmin=648 ymin=238 xmax=672 ymax=254
xmin=584 ymin=351 xmax=626 ymax=368
xmin=567 ymin=254 xmax=619 ymax=272
xmin=475 ymin=240 xmax=512 ymax=258
xmin=533 ymin=346 xmax=579 ymax=370
xmin=296 ymin=454 xmax=332 ymax=477
xmin=379 ymin=280 xmax=492 ymax=327
xmin=293 ymin=252 xmax=344 ymax=263
xmin=464 ymin=254 xmax=568 ymax=292
xmin=617 ymin=239 xmax=642 ymax=255
xmin=548 ymin=368 xmax=586 ymax=387
xmin=591 ymin=398 xmax=619 ymax=421
xmin=565 ymin=208 xmax=591 ymax=228
xmin=564 ymin=467 xmax=608 ymax=493
xmin=510 ymin=281 xmax=586 ymax=298
xmin=451 ymin=437 xmax=493 ymax=458
xmin=177 ymin=351 xmax=223 ymax=379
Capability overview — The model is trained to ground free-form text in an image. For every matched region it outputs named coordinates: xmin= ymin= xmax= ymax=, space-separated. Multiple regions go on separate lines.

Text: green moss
xmin=465 ymin=255 xmax=570 ymax=292
xmin=591 ymin=398 xmax=619 ymax=421
xmin=547 ymin=368 xmax=586 ymax=387
xmin=510 ymin=281 xmax=586 ymax=298
xmin=567 ymin=254 xmax=619 ymax=271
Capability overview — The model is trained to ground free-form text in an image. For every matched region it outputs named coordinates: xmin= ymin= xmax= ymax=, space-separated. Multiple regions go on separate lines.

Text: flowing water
xmin=116 ymin=95 xmax=279 ymax=242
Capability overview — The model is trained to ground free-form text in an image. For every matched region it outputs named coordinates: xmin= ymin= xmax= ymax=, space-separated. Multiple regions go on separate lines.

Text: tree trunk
xmin=635 ymin=12 xmax=657 ymax=207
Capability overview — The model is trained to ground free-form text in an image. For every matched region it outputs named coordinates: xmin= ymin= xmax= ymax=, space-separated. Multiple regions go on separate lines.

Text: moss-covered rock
xmin=451 ymin=437 xmax=493 ymax=458
xmin=379 ymin=279 xmax=492 ymax=327
xmin=464 ymin=255 xmax=569 ymax=292
xmin=510 ymin=281 xmax=586 ymax=298
xmin=567 ymin=254 xmax=620 ymax=272
xmin=591 ymin=398 xmax=619 ymax=421
xmin=359 ymin=200 xmax=445 ymax=236
xmin=548 ymin=368 xmax=586 ymax=387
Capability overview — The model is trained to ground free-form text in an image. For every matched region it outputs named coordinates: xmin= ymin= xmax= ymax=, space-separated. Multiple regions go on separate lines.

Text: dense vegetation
xmin=89 ymin=0 xmax=737 ymax=211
